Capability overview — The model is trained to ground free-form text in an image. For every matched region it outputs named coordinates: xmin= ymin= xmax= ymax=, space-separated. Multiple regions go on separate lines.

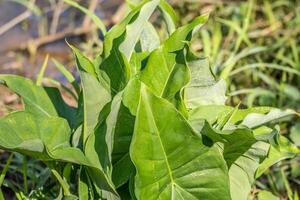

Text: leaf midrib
xmin=22 ymin=91 xmax=53 ymax=117
xmin=142 ymin=91 xmax=175 ymax=186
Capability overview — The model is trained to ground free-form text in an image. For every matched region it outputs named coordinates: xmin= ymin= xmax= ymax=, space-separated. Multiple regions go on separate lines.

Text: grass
xmin=179 ymin=0 xmax=300 ymax=198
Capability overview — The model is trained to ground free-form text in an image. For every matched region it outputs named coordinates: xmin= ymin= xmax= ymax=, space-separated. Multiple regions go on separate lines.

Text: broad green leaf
xmin=0 ymin=111 xmax=118 ymax=199
xmin=84 ymin=102 xmax=112 ymax=175
xmin=184 ymin=57 xmax=227 ymax=109
xmin=87 ymin=91 xmax=136 ymax=188
xmin=109 ymin=94 xmax=135 ymax=188
xmin=140 ymin=47 xmax=178 ymax=96
xmin=188 ymin=105 xmax=232 ymax=125
xmin=68 ymin=44 xmax=98 ymax=78
xmin=0 ymin=112 xmax=69 ymax=159
xmin=123 ymin=77 xmax=141 ymax=115
xmin=140 ymin=22 xmax=160 ymax=52
xmin=79 ymin=167 xmax=91 ymax=200
xmin=103 ymin=0 xmax=155 ymax=57
xmin=256 ymin=135 xmax=300 ymax=178
xmin=112 ymin=154 xmax=135 ymax=188
xmin=0 ymin=75 xmax=57 ymax=117
xmin=158 ymin=0 xmax=178 ymax=34
xmin=228 ymin=142 xmax=269 ymax=200
xmin=85 ymin=167 xmax=119 ymax=200
xmin=227 ymin=107 xmax=271 ymax=125
xmin=188 ymin=108 xmax=274 ymax=200
xmin=242 ymin=108 xmax=296 ymax=129
xmin=164 ymin=14 xmax=209 ymax=52
xmin=44 ymin=87 xmax=77 ymax=130
xmin=126 ymin=0 xmax=177 ymax=35
xmin=71 ymin=47 xmax=111 ymax=144
xmin=101 ymin=0 xmax=161 ymax=94
xmin=257 ymin=190 xmax=279 ymax=200
xmin=141 ymin=15 xmax=208 ymax=102
xmin=119 ymin=0 xmax=160 ymax=60
xmin=129 ymin=52 xmax=149 ymax=78
xmin=130 ymin=85 xmax=231 ymax=200
xmin=290 ymin=123 xmax=300 ymax=146
xmin=140 ymin=47 xmax=190 ymax=108
xmin=100 ymin=46 xmax=130 ymax=94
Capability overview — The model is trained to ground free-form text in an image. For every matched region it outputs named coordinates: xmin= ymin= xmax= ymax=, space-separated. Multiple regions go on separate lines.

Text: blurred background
xmin=0 ymin=0 xmax=300 ymax=199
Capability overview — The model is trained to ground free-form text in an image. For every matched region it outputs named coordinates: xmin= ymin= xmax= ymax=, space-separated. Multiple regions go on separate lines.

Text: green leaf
xmin=51 ymin=58 xmax=80 ymax=95
xmin=0 ymin=75 xmax=57 ymax=117
xmin=228 ymin=141 xmax=269 ymax=200
xmin=109 ymin=94 xmax=135 ymax=188
xmin=71 ymin=47 xmax=111 ymax=144
xmin=44 ymin=87 xmax=77 ymax=130
xmin=100 ymin=45 xmax=130 ymax=94
xmin=79 ymin=167 xmax=92 ymax=200
xmin=188 ymin=105 xmax=232 ymax=125
xmin=103 ymin=0 xmax=156 ymax=57
xmin=68 ymin=44 xmax=98 ymax=78
xmin=112 ymin=154 xmax=135 ymax=189
xmin=290 ymin=123 xmax=300 ymax=146
xmin=0 ymin=110 xmax=119 ymax=199
xmin=184 ymin=57 xmax=227 ymax=109
xmin=0 ymin=112 xmax=69 ymax=159
xmin=119 ymin=0 xmax=160 ymax=60
xmin=164 ymin=14 xmax=209 ymax=52
xmin=188 ymin=108 xmax=275 ymax=200
xmin=140 ymin=15 xmax=208 ymax=102
xmin=257 ymin=190 xmax=279 ymax=200
xmin=256 ymin=135 xmax=300 ymax=178
xmin=123 ymin=77 xmax=142 ymax=115
xmin=100 ymin=0 xmax=161 ymax=94
xmin=130 ymin=85 xmax=231 ymax=200
xmin=140 ymin=22 xmax=160 ymax=52
xmin=241 ymin=108 xmax=296 ymax=129
xmin=158 ymin=0 xmax=178 ymax=34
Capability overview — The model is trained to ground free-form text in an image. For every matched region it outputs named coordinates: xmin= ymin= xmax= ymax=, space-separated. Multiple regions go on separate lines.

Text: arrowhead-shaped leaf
xmin=130 ymin=85 xmax=231 ymax=200
xmin=0 ymin=75 xmax=57 ymax=117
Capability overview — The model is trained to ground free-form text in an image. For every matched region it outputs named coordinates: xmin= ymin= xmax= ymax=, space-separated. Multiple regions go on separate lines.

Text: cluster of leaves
xmin=0 ymin=0 xmax=299 ymax=199
xmin=170 ymin=0 xmax=300 ymax=197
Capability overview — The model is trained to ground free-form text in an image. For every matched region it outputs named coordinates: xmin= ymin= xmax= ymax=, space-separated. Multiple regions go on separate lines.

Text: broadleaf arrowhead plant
xmin=0 ymin=0 xmax=299 ymax=199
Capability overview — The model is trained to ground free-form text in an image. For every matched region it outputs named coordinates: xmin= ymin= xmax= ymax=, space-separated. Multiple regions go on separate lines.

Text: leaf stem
xmin=51 ymin=169 xmax=71 ymax=196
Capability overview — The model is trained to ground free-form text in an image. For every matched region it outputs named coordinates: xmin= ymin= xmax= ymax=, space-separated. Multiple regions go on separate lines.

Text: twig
xmin=0 ymin=0 xmax=36 ymax=36
xmin=50 ymin=0 xmax=65 ymax=34
xmin=82 ymin=0 xmax=99 ymax=28
xmin=112 ymin=3 xmax=127 ymax=24
xmin=0 ymin=11 xmax=31 ymax=36
xmin=16 ymin=26 xmax=93 ymax=51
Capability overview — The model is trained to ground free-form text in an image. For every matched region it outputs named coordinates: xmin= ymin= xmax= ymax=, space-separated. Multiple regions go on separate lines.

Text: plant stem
xmin=51 ymin=169 xmax=71 ymax=196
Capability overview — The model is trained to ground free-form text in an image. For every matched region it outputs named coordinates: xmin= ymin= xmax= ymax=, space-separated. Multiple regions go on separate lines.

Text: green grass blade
xmin=63 ymin=0 xmax=107 ymax=35
xmin=0 ymin=153 xmax=13 ymax=186
xmin=36 ymin=54 xmax=49 ymax=86
xmin=51 ymin=58 xmax=80 ymax=95
xmin=230 ymin=63 xmax=300 ymax=77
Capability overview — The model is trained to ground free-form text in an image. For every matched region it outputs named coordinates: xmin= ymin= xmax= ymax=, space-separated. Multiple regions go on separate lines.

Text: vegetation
xmin=0 ymin=0 xmax=299 ymax=199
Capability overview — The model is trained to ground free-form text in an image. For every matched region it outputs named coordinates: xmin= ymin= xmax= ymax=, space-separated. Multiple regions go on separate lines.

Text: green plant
xmin=0 ymin=0 xmax=299 ymax=199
